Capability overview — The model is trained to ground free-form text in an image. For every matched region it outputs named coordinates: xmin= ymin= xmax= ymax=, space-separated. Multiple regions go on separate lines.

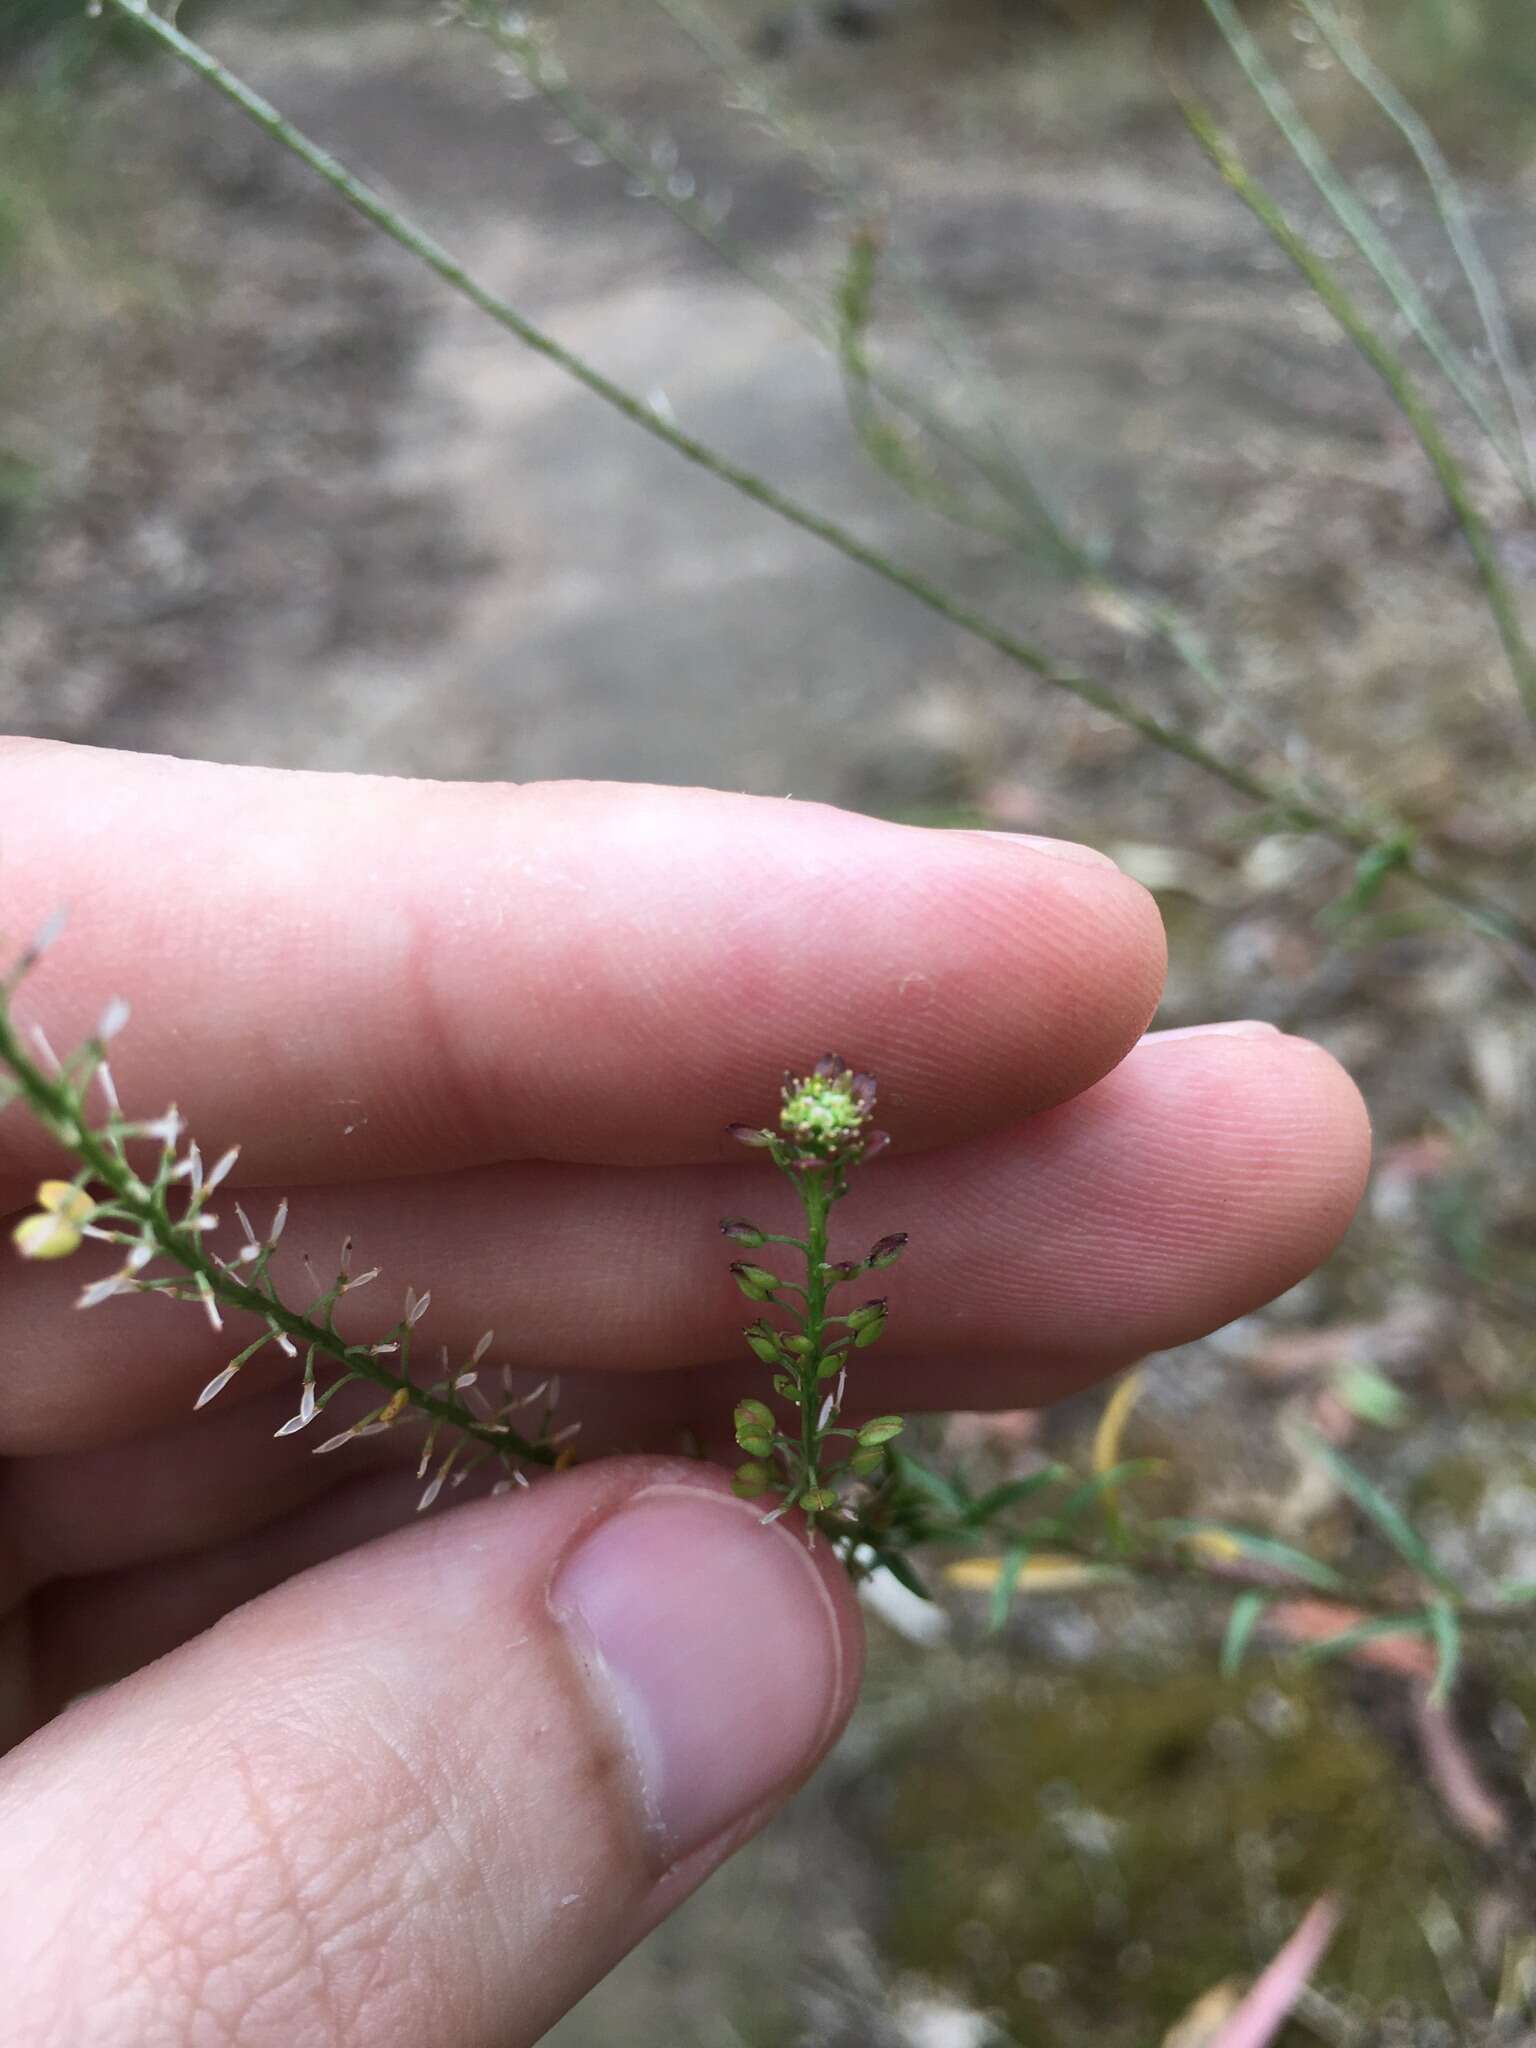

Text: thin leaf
xmin=874 ymin=1548 xmax=932 ymax=1601
xmin=1159 ymin=1519 xmax=1349 ymax=1595
xmin=1221 ymin=1591 xmax=1269 ymax=1680
xmin=965 ymin=1465 xmax=1073 ymax=1525
xmin=1495 ymin=1581 xmax=1536 ymax=1608
xmin=1427 ymin=1600 xmax=1462 ymax=1707
xmin=890 ymin=1452 xmax=968 ymax=1520
xmin=1057 ymin=1458 xmax=1169 ymax=1528
xmin=1092 ymin=1369 xmax=1145 ymax=1475
xmin=1300 ymin=1432 xmax=1453 ymax=1590
xmin=988 ymin=1544 xmax=1028 ymax=1633
xmin=1296 ymin=1612 xmax=1435 ymax=1666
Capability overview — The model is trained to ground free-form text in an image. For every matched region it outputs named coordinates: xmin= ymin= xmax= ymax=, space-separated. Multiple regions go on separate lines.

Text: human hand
xmin=0 ymin=741 xmax=1369 ymax=2046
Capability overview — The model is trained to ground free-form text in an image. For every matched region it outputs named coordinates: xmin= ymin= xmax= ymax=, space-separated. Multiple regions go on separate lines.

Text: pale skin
xmin=0 ymin=739 xmax=1371 ymax=2046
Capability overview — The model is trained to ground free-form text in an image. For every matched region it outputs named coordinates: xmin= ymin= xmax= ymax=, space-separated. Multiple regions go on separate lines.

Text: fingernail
xmin=1141 ymin=1020 xmax=1281 ymax=1044
xmin=551 ymin=1486 xmax=844 ymax=1862
xmin=964 ymin=830 xmax=1120 ymax=870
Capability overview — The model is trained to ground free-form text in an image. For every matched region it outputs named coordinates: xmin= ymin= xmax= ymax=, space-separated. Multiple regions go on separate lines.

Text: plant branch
xmin=102 ymin=0 xmax=1536 ymax=952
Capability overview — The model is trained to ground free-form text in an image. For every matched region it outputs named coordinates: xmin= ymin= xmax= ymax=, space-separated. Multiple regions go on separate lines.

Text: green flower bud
xmin=772 ymin=1373 xmax=797 ymax=1399
xmin=782 ymin=1333 xmax=815 ymax=1357
xmin=730 ymin=1261 xmax=780 ymax=1301
xmin=853 ymin=1317 xmax=887 ymax=1349
xmin=721 ymin=1217 xmax=767 ymax=1246
xmin=857 ymin=1414 xmax=904 ymax=1447
xmin=817 ymin=1259 xmax=862 ymax=1285
xmin=816 ymin=1351 xmax=846 ymax=1379
xmin=845 ymin=1297 xmax=888 ymax=1331
xmin=732 ymin=1461 xmax=774 ymax=1499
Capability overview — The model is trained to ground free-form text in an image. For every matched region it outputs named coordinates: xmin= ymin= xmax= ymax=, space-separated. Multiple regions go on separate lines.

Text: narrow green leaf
xmin=1332 ymin=1363 xmax=1412 ymax=1430
xmin=1495 ymin=1581 xmax=1536 ymax=1607
xmin=1427 ymin=1601 xmax=1462 ymax=1707
xmin=890 ymin=1453 xmax=968 ymax=1520
xmin=1057 ymin=1459 xmax=1167 ymax=1527
xmin=1301 ymin=1433 xmax=1453 ymax=1590
xmin=874 ymin=1548 xmax=932 ymax=1600
xmin=1297 ymin=1613 xmax=1434 ymax=1665
xmin=965 ymin=1466 xmax=1073 ymax=1526
xmin=1221 ymin=1591 xmax=1269 ymax=1679
xmin=988 ymin=1545 xmax=1029 ymax=1634
xmin=1158 ymin=1519 xmax=1349 ymax=1594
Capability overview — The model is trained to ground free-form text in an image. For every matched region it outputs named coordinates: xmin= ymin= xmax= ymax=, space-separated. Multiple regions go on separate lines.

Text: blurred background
xmin=3 ymin=2 xmax=1536 ymax=2041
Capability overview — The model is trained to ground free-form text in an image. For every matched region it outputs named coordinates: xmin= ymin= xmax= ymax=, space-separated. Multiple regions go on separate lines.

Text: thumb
xmin=0 ymin=1459 xmax=862 ymax=2048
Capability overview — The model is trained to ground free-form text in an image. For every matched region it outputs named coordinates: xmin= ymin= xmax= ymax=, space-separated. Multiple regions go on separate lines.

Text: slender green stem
xmin=1297 ymin=0 xmax=1536 ymax=499
xmin=796 ymin=1168 xmax=832 ymax=1494
xmin=1184 ymin=95 xmax=1536 ymax=729
xmin=1202 ymin=0 xmax=1535 ymax=506
xmin=101 ymin=0 xmax=1536 ymax=951
xmin=0 ymin=1001 xmax=551 ymax=1464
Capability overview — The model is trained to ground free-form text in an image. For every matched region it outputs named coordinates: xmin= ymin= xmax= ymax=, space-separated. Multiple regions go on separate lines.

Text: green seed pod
xmin=730 ymin=1261 xmax=780 ymax=1301
xmin=772 ymin=1373 xmax=797 ymax=1400
xmin=737 ymin=1432 xmax=773 ymax=1460
xmin=857 ymin=1414 xmax=904 ymax=1447
xmin=798 ymin=1487 xmax=839 ymax=1514
xmin=744 ymin=1323 xmax=784 ymax=1365
xmin=732 ymin=1461 xmax=774 ymax=1499
xmin=734 ymin=1397 xmax=775 ymax=1434
xmin=853 ymin=1313 xmax=888 ymax=1348
xmin=848 ymin=1446 xmax=886 ymax=1477
xmin=782 ymin=1333 xmax=815 ymax=1357
xmin=816 ymin=1352 xmax=845 ymax=1379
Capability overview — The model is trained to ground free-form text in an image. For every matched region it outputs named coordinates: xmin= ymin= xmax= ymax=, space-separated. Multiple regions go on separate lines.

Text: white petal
xmin=203 ymin=1147 xmax=240 ymax=1195
xmin=274 ymin=1412 xmax=312 ymax=1437
xmin=97 ymin=996 xmax=131 ymax=1041
xmin=269 ymin=1199 xmax=289 ymax=1243
xmin=195 ymin=1364 xmax=239 ymax=1409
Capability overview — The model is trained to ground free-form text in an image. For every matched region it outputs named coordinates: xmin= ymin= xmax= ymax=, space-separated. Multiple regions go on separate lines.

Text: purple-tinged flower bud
xmin=849 ymin=1071 xmax=877 ymax=1112
xmin=727 ymin=1122 xmax=776 ymax=1148
xmin=720 ymin=1217 xmax=767 ymax=1246
xmin=857 ymin=1129 xmax=891 ymax=1165
xmin=818 ymin=1259 xmax=862 ymax=1285
xmin=845 ymin=1298 xmax=888 ymax=1331
xmin=812 ymin=1052 xmax=848 ymax=1081
xmin=730 ymin=1261 xmax=780 ymax=1301
xmin=866 ymin=1232 xmax=908 ymax=1270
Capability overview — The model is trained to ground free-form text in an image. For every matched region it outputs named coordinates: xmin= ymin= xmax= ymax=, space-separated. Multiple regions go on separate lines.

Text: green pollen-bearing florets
xmin=778 ymin=1053 xmax=880 ymax=1163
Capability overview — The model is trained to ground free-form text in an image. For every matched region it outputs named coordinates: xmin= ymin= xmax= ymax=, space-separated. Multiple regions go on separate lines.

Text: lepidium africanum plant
xmin=6 ymin=922 xmax=1536 ymax=1696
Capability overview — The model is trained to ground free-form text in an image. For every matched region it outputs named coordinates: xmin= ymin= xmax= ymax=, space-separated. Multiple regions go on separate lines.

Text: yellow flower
xmin=11 ymin=1182 xmax=95 ymax=1260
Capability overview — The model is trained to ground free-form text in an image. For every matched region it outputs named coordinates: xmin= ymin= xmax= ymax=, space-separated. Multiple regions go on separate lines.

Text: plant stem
xmin=0 ymin=1000 xmax=551 ymax=1464
xmin=101 ymin=0 xmax=1536 ymax=951
xmin=797 ymin=1169 xmax=832 ymax=1493
xmin=1184 ymin=95 xmax=1536 ymax=730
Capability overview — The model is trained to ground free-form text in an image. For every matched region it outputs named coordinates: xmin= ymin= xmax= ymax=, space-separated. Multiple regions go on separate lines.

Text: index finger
xmin=0 ymin=740 xmax=1165 ymax=1181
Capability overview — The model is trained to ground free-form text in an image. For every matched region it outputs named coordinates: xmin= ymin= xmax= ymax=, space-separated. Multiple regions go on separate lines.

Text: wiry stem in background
xmin=1202 ymin=0 xmax=1536 ymax=509
xmin=643 ymin=0 xmax=1325 ymax=767
xmin=95 ymin=0 xmax=1536 ymax=954
xmin=1183 ymin=96 xmax=1536 ymax=733
xmin=1297 ymin=0 xmax=1536 ymax=499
